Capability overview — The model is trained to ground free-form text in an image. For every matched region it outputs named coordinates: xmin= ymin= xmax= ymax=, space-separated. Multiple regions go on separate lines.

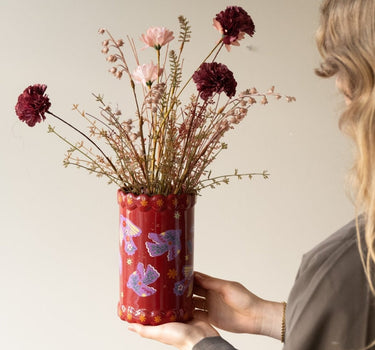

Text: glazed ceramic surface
xmin=117 ymin=190 xmax=195 ymax=325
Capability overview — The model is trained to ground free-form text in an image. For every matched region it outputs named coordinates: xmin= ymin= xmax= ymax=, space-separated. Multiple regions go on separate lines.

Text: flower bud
xmin=248 ymin=97 xmax=256 ymax=104
xmin=117 ymin=39 xmax=124 ymax=47
xmin=115 ymin=71 xmax=123 ymax=79
xmin=98 ymin=28 xmax=106 ymax=34
xmin=110 ymin=67 xmax=117 ymax=74
xmin=101 ymin=47 xmax=109 ymax=54
xmin=229 ymin=116 xmax=237 ymax=123
xmin=106 ymin=55 xmax=117 ymax=62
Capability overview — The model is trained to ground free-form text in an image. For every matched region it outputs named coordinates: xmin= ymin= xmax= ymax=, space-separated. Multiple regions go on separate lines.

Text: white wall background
xmin=0 ymin=0 xmax=354 ymax=349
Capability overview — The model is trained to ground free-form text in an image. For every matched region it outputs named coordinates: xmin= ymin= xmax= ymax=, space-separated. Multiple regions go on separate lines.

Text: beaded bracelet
xmin=281 ymin=302 xmax=287 ymax=343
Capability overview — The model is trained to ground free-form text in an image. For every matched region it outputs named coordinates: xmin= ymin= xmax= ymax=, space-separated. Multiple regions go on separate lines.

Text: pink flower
xmin=140 ymin=27 xmax=174 ymax=50
xmin=132 ymin=62 xmax=163 ymax=87
xmin=192 ymin=62 xmax=237 ymax=101
xmin=15 ymin=84 xmax=51 ymax=127
xmin=213 ymin=6 xmax=255 ymax=51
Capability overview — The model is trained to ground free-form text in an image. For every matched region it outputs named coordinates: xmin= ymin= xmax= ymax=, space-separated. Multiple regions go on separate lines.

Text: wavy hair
xmin=315 ymin=0 xmax=375 ymax=293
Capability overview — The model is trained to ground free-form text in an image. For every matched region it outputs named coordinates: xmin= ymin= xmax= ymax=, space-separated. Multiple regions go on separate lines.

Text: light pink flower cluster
xmin=140 ymin=27 xmax=174 ymax=50
xmin=132 ymin=62 xmax=163 ymax=87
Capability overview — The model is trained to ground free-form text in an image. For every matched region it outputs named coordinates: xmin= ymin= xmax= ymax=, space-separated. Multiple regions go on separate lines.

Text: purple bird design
xmin=145 ymin=229 xmax=182 ymax=261
xmin=120 ymin=215 xmax=142 ymax=255
xmin=174 ymin=265 xmax=194 ymax=296
xmin=127 ymin=262 xmax=160 ymax=297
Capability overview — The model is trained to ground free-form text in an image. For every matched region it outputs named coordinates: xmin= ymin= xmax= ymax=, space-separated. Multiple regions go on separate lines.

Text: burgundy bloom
xmin=214 ymin=6 xmax=255 ymax=48
xmin=192 ymin=62 xmax=237 ymax=101
xmin=15 ymin=84 xmax=51 ymax=127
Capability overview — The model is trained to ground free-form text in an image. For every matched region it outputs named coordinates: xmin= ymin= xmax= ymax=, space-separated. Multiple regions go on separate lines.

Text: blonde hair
xmin=315 ymin=0 xmax=375 ymax=293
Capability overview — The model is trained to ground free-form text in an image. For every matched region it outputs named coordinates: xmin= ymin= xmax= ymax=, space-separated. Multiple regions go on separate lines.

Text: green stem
xmin=92 ymin=94 xmax=146 ymax=182
xmin=47 ymin=111 xmax=123 ymax=182
xmin=199 ymin=172 xmax=269 ymax=183
xmin=162 ymin=40 xmax=224 ymax=136
xmin=64 ymin=161 xmax=123 ymax=186
xmin=197 ymin=172 xmax=269 ymax=191
xmin=130 ymin=80 xmax=150 ymax=189
xmin=175 ymin=40 xmax=223 ymax=101
xmin=49 ymin=126 xmax=123 ymax=188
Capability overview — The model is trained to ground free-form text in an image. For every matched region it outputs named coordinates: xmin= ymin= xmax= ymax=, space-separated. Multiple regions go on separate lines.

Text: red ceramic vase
xmin=117 ymin=190 xmax=196 ymax=325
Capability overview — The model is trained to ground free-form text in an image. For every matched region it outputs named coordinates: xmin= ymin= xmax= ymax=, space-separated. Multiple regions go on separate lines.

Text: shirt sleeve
xmin=193 ymin=336 xmax=237 ymax=350
xmin=283 ymin=219 xmax=375 ymax=350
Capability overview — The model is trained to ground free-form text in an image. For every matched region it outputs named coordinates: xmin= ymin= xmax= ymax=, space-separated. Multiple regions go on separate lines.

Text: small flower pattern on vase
xmin=145 ymin=229 xmax=181 ymax=261
xmin=120 ymin=215 xmax=142 ymax=255
xmin=173 ymin=280 xmax=186 ymax=296
xmin=127 ymin=262 xmax=160 ymax=297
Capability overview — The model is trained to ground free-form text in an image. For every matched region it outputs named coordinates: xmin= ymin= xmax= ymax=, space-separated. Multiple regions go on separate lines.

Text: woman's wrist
xmin=183 ymin=320 xmax=220 ymax=350
xmin=257 ymin=300 xmax=286 ymax=341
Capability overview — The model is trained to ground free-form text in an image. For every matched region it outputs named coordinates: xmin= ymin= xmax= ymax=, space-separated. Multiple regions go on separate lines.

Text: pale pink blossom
xmin=106 ymin=55 xmax=117 ymax=62
xmin=116 ymin=39 xmax=124 ymax=47
xmin=140 ymin=27 xmax=174 ymax=50
xmin=115 ymin=71 xmax=123 ymax=79
xmin=132 ymin=62 xmax=163 ymax=87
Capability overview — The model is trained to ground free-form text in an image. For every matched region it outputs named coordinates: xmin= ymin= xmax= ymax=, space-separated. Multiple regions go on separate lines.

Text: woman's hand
xmin=128 ymin=318 xmax=219 ymax=350
xmin=128 ymin=271 xmax=284 ymax=349
xmin=193 ymin=272 xmax=284 ymax=339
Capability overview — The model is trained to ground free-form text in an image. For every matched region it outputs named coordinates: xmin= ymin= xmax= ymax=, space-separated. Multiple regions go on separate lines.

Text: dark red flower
xmin=15 ymin=84 xmax=51 ymax=127
xmin=214 ymin=6 xmax=255 ymax=48
xmin=192 ymin=62 xmax=237 ymax=101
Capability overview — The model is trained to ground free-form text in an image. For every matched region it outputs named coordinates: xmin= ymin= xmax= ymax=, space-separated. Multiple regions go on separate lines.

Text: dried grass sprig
xmin=15 ymin=7 xmax=295 ymax=196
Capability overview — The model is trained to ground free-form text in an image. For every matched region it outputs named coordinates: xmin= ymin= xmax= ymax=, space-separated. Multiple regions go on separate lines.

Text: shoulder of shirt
xmin=285 ymin=217 xmax=375 ymax=350
xmin=298 ymin=218 xmax=363 ymax=278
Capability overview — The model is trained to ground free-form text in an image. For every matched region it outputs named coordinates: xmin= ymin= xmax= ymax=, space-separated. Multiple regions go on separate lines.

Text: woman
xmin=128 ymin=0 xmax=375 ymax=348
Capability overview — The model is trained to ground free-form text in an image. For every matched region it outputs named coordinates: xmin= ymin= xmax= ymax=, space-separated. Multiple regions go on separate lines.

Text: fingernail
xmin=195 ymin=272 xmax=206 ymax=279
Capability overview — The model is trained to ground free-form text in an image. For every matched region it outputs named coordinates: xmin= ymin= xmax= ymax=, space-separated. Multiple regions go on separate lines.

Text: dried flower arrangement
xmin=15 ymin=6 xmax=294 ymax=196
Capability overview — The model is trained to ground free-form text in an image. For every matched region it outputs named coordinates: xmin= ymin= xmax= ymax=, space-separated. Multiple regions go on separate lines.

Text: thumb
xmin=128 ymin=323 xmax=151 ymax=337
xmin=128 ymin=323 xmax=168 ymax=341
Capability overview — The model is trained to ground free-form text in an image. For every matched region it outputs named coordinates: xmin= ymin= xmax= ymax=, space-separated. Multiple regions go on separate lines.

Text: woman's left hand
xmin=128 ymin=318 xmax=219 ymax=350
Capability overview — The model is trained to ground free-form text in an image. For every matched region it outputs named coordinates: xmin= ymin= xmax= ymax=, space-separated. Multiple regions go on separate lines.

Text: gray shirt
xmin=193 ymin=219 xmax=375 ymax=349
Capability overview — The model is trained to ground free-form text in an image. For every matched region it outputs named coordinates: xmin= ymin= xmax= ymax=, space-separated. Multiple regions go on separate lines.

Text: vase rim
xmin=117 ymin=189 xmax=196 ymax=211
xmin=118 ymin=189 xmax=196 ymax=198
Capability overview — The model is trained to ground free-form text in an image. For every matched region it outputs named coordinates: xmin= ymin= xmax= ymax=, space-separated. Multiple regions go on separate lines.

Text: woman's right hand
xmin=193 ymin=272 xmax=284 ymax=340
